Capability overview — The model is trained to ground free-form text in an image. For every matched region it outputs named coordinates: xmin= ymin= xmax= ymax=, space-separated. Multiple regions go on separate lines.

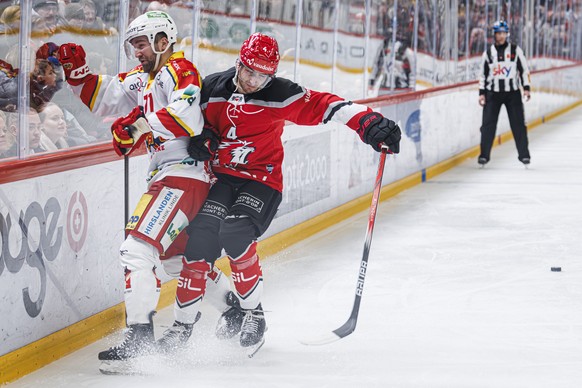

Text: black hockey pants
xmin=479 ymin=90 xmax=530 ymax=161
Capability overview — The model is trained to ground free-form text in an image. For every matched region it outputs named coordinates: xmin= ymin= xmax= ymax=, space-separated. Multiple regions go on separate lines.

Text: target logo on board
xmin=66 ymin=191 xmax=88 ymax=252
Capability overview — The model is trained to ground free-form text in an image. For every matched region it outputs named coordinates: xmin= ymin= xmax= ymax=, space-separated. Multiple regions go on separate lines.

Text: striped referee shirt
xmin=478 ymin=42 xmax=531 ymax=94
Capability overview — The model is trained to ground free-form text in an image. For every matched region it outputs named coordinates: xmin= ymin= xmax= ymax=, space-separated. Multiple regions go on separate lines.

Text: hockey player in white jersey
xmin=58 ymin=11 xmax=231 ymax=369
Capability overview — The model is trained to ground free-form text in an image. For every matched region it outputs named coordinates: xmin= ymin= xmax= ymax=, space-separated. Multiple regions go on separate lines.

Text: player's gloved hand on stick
xmin=187 ymin=125 xmax=220 ymax=161
xmin=111 ymin=106 xmax=148 ymax=156
xmin=358 ymin=112 xmax=401 ymax=153
xmin=58 ymin=43 xmax=92 ymax=86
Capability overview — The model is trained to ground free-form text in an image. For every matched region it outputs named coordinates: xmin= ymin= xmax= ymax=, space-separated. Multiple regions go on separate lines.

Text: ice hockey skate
xmin=240 ymin=304 xmax=267 ymax=358
xmin=157 ymin=311 xmax=201 ymax=353
xmin=520 ymin=157 xmax=530 ymax=168
xmin=98 ymin=321 xmax=156 ymax=375
xmin=478 ymin=156 xmax=488 ymax=167
xmin=215 ymin=291 xmax=245 ymax=340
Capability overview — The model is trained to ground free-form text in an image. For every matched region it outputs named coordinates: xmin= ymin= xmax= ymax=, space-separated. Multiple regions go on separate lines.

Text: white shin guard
xmin=120 ymin=235 xmax=161 ymax=325
xmin=124 ymin=269 xmax=160 ymax=325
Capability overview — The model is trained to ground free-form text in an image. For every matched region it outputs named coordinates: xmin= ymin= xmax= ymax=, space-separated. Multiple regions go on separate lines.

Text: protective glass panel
xmin=370 ymin=0 xmax=416 ymax=96
xmin=467 ymin=0 xmax=487 ymax=56
xmin=333 ymin=0 xmax=369 ymax=100
xmin=0 ymin=1 xmax=19 ymax=160
xmin=196 ymin=0 xmax=252 ymax=78
xmin=0 ymin=0 xmax=126 ymax=158
xmin=255 ymin=0 xmax=297 ymax=84
xmin=295 ymin=0 xmax=336 ymax=93
xmin=416 ymin=0 xmax=437 ymax=86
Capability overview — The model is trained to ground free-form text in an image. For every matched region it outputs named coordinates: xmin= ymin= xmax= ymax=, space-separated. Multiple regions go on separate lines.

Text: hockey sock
xmin=124 ymin=268 xmax=161 ymax=325
xmin=120 ymin=235 xmax=162 ymax=325
xmin=174 ymin=259 xmax=211 ymax=324
xmin=229 ymin=242 xmax=263 ymax=310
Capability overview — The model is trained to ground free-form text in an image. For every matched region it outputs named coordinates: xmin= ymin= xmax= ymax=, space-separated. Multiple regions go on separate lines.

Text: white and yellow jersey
xmin=70 ymin=51 xmax=209 ymax=185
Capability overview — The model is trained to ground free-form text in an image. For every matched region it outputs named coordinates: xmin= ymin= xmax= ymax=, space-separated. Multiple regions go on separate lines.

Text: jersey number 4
xmin=227 ymin=126 xmax=237 ymax=140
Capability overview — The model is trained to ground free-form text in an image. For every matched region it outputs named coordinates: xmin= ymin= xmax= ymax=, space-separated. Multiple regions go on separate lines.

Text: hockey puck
xmin=551 ymin=267 xmax=562 ymax=272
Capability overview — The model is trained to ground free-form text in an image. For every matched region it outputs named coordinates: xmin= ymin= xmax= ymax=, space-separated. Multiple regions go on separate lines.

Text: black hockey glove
xmin=188 ymin=126 xmax=220 ymax=161
xmin=358 ymin=112 xmax=401 ymax=153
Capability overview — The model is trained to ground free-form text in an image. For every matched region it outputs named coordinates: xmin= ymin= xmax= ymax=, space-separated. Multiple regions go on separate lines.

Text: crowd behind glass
xmin=1 ymin=0 xmax=580 ymax=161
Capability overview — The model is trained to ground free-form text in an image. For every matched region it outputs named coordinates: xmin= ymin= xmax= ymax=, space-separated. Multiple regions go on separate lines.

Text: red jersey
xmin=201 ymin=67 xmax=372 ymax=192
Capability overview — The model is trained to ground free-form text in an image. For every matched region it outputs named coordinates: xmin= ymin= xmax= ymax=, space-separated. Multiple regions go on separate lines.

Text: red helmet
xmin=239 ymin=33 xmax=280 ymax=75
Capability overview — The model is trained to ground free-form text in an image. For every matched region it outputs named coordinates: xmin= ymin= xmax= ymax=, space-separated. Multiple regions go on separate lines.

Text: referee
xmin=478 ymin=20 xmax=531 ymax=166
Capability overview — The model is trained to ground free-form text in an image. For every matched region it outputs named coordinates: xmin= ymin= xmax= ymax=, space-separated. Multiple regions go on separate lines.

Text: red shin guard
xmin=176 ymin=260 xmax=211 ymax=309
xmin=229 ymin=242 xmax=263 ymax=303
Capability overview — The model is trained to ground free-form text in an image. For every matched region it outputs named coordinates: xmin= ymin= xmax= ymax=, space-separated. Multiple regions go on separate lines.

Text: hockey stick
xmin=121 ymin=120 xmax=150 ymax=237
xmin=301 ymin=146 xmax=389 ymax=345
xmin=124 ymin=154 xmax=129 ymax=238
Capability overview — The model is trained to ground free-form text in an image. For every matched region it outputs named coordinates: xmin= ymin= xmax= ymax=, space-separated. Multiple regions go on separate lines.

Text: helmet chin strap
xmin=153 ymin=53 xmax=162 ymax=73
xmin=152 ymin=43 xmax=170 ymax=73
xmin=233 ymin=61 xmax=244 ymax=93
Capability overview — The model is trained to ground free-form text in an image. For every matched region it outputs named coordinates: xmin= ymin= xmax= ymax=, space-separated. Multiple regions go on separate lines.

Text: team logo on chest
xmin=219 ymin=140 xmax=255 ymax=165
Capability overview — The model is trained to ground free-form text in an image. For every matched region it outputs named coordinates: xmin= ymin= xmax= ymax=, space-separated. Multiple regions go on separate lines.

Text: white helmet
xmin=124 ymin=11 xmax=177 ymax=59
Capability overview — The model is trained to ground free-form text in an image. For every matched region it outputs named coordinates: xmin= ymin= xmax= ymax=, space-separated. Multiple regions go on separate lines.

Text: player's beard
xmin=141 ymin=54 xmax=156 ymax=74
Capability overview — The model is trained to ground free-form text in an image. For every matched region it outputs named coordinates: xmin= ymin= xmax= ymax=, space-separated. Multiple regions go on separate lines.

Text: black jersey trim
xmin=323 ymin=101 xmax=352 ymax=124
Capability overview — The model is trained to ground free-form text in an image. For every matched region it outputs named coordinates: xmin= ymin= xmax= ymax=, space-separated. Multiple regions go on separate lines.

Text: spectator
xmin=0 ymin=59 xmax=18 ymax=112
xmin=57 ymin=0 xmax=72 ymax=19
xmin=30 ymin=59 xmax=61 ymax=112
xmin=38 ymin=102 xmax=70 ymax=150
xmin=0 ymin=110 xmax=16 ymax=159
xmin=39 ymin=102 xmax=96 ymax=148
xmin=1 ymin=5 xmax=20 ymax=54
xmin=1 ymin=42 xmax=62 ymax=113
xmin=63 ymin=3 xmax=85 ymax=30
xmin=79 ymin=0 xmax=108 ymax=33
xmin=32 ymin=0 xmax=66 ymax=35
xmin=0 ymin=5 xmax=20 ymax=33
xmin=102 ymin=0 xmax=141 ymax=28
xmin=5 ymin=107 xmax=46 ymax=155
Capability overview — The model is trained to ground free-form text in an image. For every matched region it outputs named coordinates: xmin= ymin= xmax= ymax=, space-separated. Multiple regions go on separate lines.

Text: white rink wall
xmin=1 ymin=65 xmax=581 ymax=357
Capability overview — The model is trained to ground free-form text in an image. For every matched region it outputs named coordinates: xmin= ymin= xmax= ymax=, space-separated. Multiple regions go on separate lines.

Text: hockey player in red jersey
xmin=58 ymin=11 xmax=231 ymax=369
xmin=158 ymin=33 xmax=402 ymax=351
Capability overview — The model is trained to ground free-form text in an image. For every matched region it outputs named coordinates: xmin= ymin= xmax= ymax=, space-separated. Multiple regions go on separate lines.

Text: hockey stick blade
xmin=301 ymin=147 xmax=389 ymax=346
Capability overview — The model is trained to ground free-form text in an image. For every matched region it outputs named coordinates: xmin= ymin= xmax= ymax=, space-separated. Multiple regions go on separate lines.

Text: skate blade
xmin=99 ymin=360 xmax=152 ymax=376
xmin=245 ymin=337 xmax=265 ymax=358
xmin=99 ymin=360 xmax=133 ymax=375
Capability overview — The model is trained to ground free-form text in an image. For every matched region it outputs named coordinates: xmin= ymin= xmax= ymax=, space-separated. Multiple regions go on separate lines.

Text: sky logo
xmin=493 ymin=64 xmax=512 ymax=77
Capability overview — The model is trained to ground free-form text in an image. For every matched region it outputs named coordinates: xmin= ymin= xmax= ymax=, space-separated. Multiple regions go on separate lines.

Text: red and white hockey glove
xmin=358 ymin=112 xmax=401 ymax=154
xmin=58 ymin=43 xmax=92 ymax=86
xmin=111 ymin=106 xmax=150 ymax=156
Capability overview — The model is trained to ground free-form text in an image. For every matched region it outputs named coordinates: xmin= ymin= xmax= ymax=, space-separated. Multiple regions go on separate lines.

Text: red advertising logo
xmin=67 ymin=191 xmax=88 ymax=252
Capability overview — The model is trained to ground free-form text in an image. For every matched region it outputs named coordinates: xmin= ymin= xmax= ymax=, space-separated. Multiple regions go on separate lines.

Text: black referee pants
xmin=479 ymin=90 xmax=530 ymax=162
